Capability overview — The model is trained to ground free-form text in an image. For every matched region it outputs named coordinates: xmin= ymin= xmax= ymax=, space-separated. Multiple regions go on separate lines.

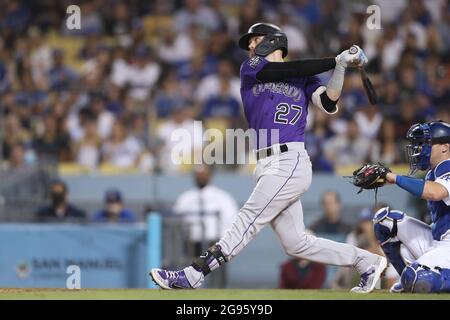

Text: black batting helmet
xmin=238 ymin=23 xmax=288 ymax=58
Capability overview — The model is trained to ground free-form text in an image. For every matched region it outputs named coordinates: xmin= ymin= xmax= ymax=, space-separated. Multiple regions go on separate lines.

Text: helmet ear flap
xmin=254 ymin=36 xmax=276 ymax=57
xmin=254 ymin=34 xmax=288 ymax=58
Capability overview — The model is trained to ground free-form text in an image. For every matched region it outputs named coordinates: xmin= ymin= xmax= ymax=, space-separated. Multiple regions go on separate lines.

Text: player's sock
xmin=183 ymin=266 xmax=204 ymax=288
xmin=191 ymin=244 xmax=227 ymax=276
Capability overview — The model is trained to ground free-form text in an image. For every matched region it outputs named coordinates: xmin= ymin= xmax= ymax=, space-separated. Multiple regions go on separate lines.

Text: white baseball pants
xmin=217 ymin=142 xmax=380 ymax=274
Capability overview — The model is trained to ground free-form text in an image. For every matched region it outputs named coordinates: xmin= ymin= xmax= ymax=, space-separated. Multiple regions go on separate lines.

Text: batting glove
xmin=335 ymin=45 xmax=368 ymax=68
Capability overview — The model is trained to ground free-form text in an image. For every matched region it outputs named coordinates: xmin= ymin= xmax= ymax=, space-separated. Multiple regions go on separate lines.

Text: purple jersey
xmin=240 ymin=56 xmax=323 ymax=149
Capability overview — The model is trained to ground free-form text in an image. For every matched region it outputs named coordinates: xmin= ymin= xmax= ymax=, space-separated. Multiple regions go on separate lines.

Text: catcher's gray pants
xmin=217 ymin=142 xmax=380 ymax=274
xmin=378 ymin=213 xmax=450 ymax=269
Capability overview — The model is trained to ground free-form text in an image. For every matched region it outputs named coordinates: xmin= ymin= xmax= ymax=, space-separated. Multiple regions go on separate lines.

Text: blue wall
xmin=0 ymin=224 xmax=148 ymax=288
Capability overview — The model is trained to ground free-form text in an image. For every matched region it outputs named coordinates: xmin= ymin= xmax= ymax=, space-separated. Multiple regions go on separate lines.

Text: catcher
xmin=352 ymin=121 xmax=450 ymax=293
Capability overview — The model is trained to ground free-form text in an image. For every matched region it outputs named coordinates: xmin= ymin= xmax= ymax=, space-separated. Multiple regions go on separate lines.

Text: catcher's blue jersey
xmin=425 ymin=159 xmax=450 ymax=240
xmin=240 ymin=56 xmax=322 ymax=149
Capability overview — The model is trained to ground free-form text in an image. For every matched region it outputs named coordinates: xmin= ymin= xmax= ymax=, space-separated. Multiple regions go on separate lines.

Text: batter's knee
xmin=283 ymin=232 xmax=315 ymax=257
xmin=373 ymin=206 xmax=405 ymax=246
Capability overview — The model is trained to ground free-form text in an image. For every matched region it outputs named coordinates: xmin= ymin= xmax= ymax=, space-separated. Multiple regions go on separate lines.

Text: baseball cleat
xmin=390 ymin=281 xmax=404 ymax=293
xmin=350 ymin=256 xmax=387 ymax=293
xmin=150 ymin=268 xmax=193 ymax=289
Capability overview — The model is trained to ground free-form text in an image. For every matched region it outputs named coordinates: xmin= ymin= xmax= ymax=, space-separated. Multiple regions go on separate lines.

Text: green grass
xmin=0 ymin=289 xmax=449 ymax=300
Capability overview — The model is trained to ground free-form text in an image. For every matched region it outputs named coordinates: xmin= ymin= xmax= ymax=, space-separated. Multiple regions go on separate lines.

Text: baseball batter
xmin=151 ymin=23 xmax=386 ymax=293
xmin=372 ymin=121 xmax=450 ymax=293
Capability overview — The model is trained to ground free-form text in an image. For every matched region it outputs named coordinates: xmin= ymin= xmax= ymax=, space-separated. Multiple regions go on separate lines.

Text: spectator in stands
xmin=78 ymin=1 xmax=104 ymax=35
xmin=152 ymin=70 xmax=188 ymax=118
xmin=156 ymin=102 xmax=202 ymax=173
xmin=111 ymin=45 xmax=161 ymax=102
xmin=104 ymin=84 xmax=125 ymax=116
xmin=377 ymin=23 xmax=404 ymax=72
xmin=48 ymin=49 xmax=78 ymax=91
xmin=195 ymin=58 xmax=240 ymax=105
xmin=177 ymin=49 xmax=213 ymax=85
xmin=200 ymin=79 xmax=241 ymax=126
xmin=346 ymin=208 xmax=380 ymax=254
xmin=378 ymin=76 xmax=401 ymax=117
xmin=436 ymin=1 xmax=450 ymax=51
xmin=238 ymin=0 xmax=263 ymax=35
xmin=156 ymin=27 xmax=194 ymax=65
xmin=32 ymin=113 xmax=71 ymax=162
xmin=101 ymin=120 xmax=143 ymax=169
xmin=354 ymin=103 xmax=383 ymax=140
xmin=279 ymin=257 xmax=327 ymax=289
xmin=431 ymin=63 xmax=450 ymax=107
xmin=277 ymin=10 xmax=308 ymax=59
xmin=110 ymin=1 xmax=130 ymax=33
xmin=436 ymin=107 xmax=450 ymax=123
xmin=323 ymin=119 xmax=371 ymax=167
xmin=398 ymin=64 xmax=421 ymax=99
xmin=310 ymin=191 xmax=352 ymax=235
xmin=372 ymin=119 xmax=398 ymax=165
xmin=1 ymin=142 xmax=36 ymax=170
xmin=173 ymin=164 xmax=238 ymax=256
xmin=2 ymin=113 xmax=30 ymax=161
xmin=174 ymin=0 xmax=221 ymax=33
xmin=92 ymin=188 xmax=137 ymax=223
xmin=129 ymin=46 xmax=161 ymax=102
xmin=90 ymin=92 xmax=115 ymax=140
xmin=204 ymin=28 xmax=237 ymax=68
xmin=74 ymin=115 xmax=101 ymax=170
xmin=305 ymin=109 xmax=334 ymax=173
xmin=81 ymin=44 xmax=112 ymax=87
xmin=279 ymin=231 xmax=326 ymax=289
xmin=28 ymin=27 xmax=52 ymax=90
xmin=35 ymin=180 xmax=86 ymax=222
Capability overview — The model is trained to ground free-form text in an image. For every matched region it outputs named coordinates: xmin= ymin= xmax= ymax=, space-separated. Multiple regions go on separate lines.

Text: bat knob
xmin=349 ymin=45 xmax=358 ymax=54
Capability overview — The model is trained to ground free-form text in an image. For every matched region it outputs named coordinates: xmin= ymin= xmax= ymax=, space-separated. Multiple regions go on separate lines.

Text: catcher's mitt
xmin=352 ymin=163 xmax=391 ymax=194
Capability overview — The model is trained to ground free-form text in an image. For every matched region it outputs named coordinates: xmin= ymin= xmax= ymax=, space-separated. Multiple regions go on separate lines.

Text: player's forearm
xmin=325 ymin=62 xmax=345 ymax=101
xmin=312 ymin=86 xmax=339 ymax=114
xmin=388 ymin=172 xmax=449 ymax=201
xmin=256 ymin=58 xmax=336 ymax=82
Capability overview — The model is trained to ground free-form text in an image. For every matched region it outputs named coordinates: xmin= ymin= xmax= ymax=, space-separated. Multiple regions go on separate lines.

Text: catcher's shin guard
xmin=191 ymin=244 xmax=227 ymax=276
xmin=380 ymin=242 xmax=406 ymax=276
xmin=400 ymin=263 xmax=450 ymax=293
xmin=439 ymin=268 xmax=450 ymax=292
xmin=373 ymin=207 xmax=406 ymax=276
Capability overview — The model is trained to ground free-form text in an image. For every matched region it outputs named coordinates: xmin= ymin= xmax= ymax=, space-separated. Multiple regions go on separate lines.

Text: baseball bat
xmin=358 ymin=67 xmax=378 ymax=105
xmin=348 ymin=45 xmax=378 ymax=105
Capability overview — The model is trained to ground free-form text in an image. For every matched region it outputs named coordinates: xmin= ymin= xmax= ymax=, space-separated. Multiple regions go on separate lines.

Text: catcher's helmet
xmin=238 ymin=23 xmax=288 ymax=58
xmin=406 ymin=121 xmax=450 ymax=174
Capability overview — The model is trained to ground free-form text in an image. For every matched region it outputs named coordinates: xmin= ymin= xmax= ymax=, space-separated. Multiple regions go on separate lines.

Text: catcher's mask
xmin=406 ymin=121 xmax=450 ymax=175
xmin=238 ymin=23 xmax=288 ymax=58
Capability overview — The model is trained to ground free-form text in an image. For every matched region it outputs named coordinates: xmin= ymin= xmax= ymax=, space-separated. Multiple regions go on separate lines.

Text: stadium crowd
xmin=0 ymin=0 xmax=449 ymax=174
